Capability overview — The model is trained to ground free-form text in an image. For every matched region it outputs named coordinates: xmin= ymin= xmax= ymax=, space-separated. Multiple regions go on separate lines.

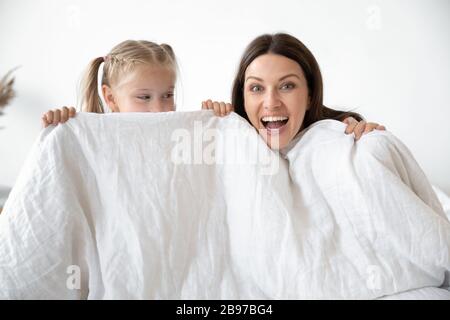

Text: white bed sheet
xmin=1 ymin=111 xmax=449 ymax=299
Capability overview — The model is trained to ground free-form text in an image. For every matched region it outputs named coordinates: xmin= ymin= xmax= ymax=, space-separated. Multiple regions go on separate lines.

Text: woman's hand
xmin=201 ymin=99 xmax=234 ymax=117
xmin=343 ymin=116 xmax=386 ymax=140
xmin=41 ymin=106 xmax=77 ymax=128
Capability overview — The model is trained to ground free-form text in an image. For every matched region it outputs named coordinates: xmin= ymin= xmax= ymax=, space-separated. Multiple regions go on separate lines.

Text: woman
xmin=203 ymin=32 xmax=385 ymax=148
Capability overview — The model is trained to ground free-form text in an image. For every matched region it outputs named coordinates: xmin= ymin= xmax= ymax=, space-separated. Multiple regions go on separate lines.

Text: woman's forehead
xmin=245 ymin=53 xmax=304 ymax=80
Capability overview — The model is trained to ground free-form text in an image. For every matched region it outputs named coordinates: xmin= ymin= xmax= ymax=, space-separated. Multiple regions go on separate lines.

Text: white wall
xmin=0 ymin=0 xmax=449 ymax=193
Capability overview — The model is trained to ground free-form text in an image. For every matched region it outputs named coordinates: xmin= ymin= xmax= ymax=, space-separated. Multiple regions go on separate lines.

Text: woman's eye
xmin=163 ymin=93 xmax=174 ymax=99
xmin=138 ymin=95 xmax=151 ymax=100
xmin=281 ymin=83 xmax=295 ymax=90
xmin=250 ymin=85 xmax=262 ymax=92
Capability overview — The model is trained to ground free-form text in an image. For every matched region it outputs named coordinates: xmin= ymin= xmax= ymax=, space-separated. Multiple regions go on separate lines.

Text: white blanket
xmin=1 ymin=111 xmax=449 ymax=299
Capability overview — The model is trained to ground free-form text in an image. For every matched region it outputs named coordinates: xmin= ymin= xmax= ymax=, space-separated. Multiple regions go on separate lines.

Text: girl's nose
xmin=151 ymin=100 xmax=165 ymax=112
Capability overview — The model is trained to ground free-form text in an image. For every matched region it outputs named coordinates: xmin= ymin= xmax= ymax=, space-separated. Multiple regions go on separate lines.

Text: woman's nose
xmin=263 ymin=89 xmax=281 ymax=110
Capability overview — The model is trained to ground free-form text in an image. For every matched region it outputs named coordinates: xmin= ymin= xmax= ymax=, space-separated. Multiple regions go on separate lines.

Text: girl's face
xmin=103 ymin=64 xmax=176 ymax=113
xmin=243 ymin=54 xmax=310 ymax=150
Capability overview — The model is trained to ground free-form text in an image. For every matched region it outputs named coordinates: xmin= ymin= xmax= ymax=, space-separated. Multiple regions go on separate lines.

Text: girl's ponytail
xmin=80 ymin=57 xmax=105 ymax=113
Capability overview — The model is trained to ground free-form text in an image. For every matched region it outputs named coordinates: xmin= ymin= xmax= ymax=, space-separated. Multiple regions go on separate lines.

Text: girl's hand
xmin=201 ymin=99 xmax=234 ymax=117
xmin=343 ymin=116 xmax=386 ymax=140
xmin=41 ymin=106 xmax=77 ymax=128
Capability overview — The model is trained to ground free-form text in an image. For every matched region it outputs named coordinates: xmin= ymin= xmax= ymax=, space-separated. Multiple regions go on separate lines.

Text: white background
xmin=0 ymin=0 xmax=449 ymax=193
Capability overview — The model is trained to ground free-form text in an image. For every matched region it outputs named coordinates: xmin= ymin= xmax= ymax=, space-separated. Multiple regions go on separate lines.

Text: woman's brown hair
xmin=231 ymin=33 xmax=363 ymax=130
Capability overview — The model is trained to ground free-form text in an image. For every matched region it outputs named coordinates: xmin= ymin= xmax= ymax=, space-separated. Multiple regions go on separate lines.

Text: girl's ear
xmin=102 ymin=85 xmax=119 ymax=112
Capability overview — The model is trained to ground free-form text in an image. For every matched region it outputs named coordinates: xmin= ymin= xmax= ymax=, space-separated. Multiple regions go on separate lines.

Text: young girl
xmin=42 ymin=39 xmax=177 ymax=126
xmin=41 ymin=39 xmax=384 ymax=140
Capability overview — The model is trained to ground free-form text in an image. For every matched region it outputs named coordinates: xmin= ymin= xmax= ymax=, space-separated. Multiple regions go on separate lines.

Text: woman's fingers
xmin=219 ymin=102 xmax=227 ymax=116
xmin=353 ymin=120 xmax=366 ymax=140
xmin=360 ymin=122 xmax=387 ymax=137
xmin=202 ymin=100 xmax=233 ymax=117
xmin=212 ymin=101 xmax=221 ymax=116
xmin=225 ymin=103 xmax=233 ymax=114
xmin=344 ymin=117 xmax=387 ymax=140
xmin=343 ymin=117 xmax=358 ymax=134
xmin=363 ymin=122 xmax=381 ymax=134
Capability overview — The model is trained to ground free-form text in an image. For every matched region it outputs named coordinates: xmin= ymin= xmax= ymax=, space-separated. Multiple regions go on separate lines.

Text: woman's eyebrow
xmin=245 ymin=74 xmax=301 ymax=82
xmin=279 ymin=74 xmax=301 ymax=81
xmin=245 ymin=76 xmax=263 ymax=83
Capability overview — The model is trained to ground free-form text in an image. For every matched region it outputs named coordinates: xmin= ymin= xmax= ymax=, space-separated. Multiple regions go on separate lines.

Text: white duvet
xmin=0 ymin=111 xmax=449 ymax=299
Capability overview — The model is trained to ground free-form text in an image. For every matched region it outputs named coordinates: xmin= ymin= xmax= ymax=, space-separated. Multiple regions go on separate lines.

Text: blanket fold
xmin=1 ymin=111 xmax=449 ymax=299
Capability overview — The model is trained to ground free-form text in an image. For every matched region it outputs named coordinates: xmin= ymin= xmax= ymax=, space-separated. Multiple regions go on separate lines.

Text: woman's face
xmin=103 ymin=64 xmax=176 ymax=113
xmin=243 ymin=53 xmax=310 ymax=149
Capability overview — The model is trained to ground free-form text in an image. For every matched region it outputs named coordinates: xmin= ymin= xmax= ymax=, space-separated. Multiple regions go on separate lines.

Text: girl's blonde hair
xmin=80 ymin=40 xmax=176 ymax=113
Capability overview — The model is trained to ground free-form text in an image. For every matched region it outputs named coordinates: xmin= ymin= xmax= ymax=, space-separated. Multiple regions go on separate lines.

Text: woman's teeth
xmin=262 ymin=116 xmax=288 ymax=122
xmin=261 ymin=116 xmax=289 ymax=129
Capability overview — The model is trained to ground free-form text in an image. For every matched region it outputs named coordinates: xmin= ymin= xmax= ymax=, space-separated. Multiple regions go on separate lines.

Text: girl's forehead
xmin=115 ymin=64 xmax=176 ymax=89
xmin=132 ymin=64 xmax=175 ymax=79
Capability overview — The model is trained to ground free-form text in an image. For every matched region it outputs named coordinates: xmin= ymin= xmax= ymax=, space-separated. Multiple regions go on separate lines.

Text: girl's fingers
xmin=377 ymin=125 xmax=386 ymax=131
xmin=41 ymin=111 xmax=51 ymax=128
xmin=202 ymin=101 xmax=211 ymax=110
xmin=353 ymin=120 xmax=366 ymax=140
xmin=52 ymin=109 xmax=61 ymax=125
xmin=206 ymin=99 xmax=214 ymax=110
xmin=41 ymin=116 xmax=49 ymax=128
xmin=61 ymin=106 xmax=69 ymax=123
xmin=45 ymin=111 xmax=54 ymax=125
xmin=41 ymin=107 xmax=76 ymax=128
xmin=68 ymin=106 xmax=77 ymax=117
xmin=343 ymin=117 xmax=358 ymax=134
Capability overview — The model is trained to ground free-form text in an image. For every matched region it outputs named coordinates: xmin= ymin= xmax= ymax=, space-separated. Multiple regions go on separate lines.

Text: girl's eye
xmin=281 ymin=83 xmax=295 ymax=90
xmin=250 ymin=85 xmax=263 ymax=92
xmin=138 ymin=95 xmax=151 ymax=100
xmin=163 ymin=92 xmax=174 ymax=99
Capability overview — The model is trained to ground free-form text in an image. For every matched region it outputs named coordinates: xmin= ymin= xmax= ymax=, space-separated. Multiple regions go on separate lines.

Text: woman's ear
xmin=102 ymin=85 xmax=119 ymax=112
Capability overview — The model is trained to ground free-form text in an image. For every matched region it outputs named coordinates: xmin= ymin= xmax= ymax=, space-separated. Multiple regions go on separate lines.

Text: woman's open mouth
xmin=261 ymin=116 xmax=289 ymax=134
